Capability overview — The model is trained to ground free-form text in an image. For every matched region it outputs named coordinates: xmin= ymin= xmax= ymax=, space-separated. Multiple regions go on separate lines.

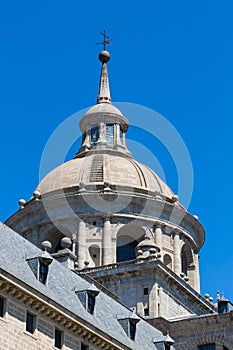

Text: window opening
xmin=26 ymin=312 xmax=35 ymax=334
xmin=81 ymin=344 xmax=89 ymax=350
xmin=106 ymin=124 xmax=114 ymax=146
xmin=120 ymin=127 xmax=123 ymax=143
xmin=117 ymin=235 xmax=137 ymax=262
xmin=129 ymin=321 xmax=136 ymax=340
xmin=54 ymin=328 xmax=63 ymax=349
xmin=144 ymin=307 xmax=149 ymax=316
xmin=91 ymin=126 xmax=99 ymax=145
xmin=87 ymin=294 xmax=95 ymax=315
xmin=39 ymin=262 xmax=49 ymax=284
xmin=0 ymin=297 xmax=5 ymax=318
xmin=144 ymin=287 xmax=148 ymax=295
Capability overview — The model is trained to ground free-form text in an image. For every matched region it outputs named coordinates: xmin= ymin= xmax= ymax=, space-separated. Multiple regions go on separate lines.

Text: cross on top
xmin=97 ymin=30 xmax=112 ymax=50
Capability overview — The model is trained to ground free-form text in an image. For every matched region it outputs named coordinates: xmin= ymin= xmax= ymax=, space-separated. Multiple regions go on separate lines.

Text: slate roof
xmin=0 ymin=222 xmax=175 ymax=350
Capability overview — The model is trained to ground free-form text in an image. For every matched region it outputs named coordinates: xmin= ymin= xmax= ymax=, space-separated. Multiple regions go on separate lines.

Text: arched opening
xmin=117 ymin=235 xmax=137 ymax=262
xmin=89 ymin=245 xmax=100 ymax=267
xmin=116 ymin=224 xmax=145 ymax=263
xmin=163 ymin=254 xmax=172 ymax=269
xmin=181 ymin=244 xmax=193 ymax=275
xmin=180 ymin=243 xmax=196 ymax=288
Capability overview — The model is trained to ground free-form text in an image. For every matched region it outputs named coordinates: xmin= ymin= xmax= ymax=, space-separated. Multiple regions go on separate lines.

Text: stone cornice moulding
xmin=0 ymin=271 xmax=132 ymax=350
xmin=81 ymin=260 xmax=216 ymax=314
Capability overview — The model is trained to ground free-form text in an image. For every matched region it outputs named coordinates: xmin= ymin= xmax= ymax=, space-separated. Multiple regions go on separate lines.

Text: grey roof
xmin=0 ymin=222 xmax=174 ymax=350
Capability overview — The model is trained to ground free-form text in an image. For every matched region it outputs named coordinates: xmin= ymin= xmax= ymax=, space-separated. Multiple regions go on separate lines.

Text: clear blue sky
xmin=1 ymin=1 xmax=233 ymax=302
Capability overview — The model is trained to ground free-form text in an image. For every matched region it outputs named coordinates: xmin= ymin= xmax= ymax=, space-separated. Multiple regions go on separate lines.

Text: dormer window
xmin=91 ymin=126 xmax=99 ymax=145
xmin=75 ymin=284 xmax=100 ymax=315
xmin=26 ymin=252 xmax=53 ymax=285
xmin=153 ymin=332 xmax=174 ymax=350
xmin=118 ymin=309 xmax=140 ymax=341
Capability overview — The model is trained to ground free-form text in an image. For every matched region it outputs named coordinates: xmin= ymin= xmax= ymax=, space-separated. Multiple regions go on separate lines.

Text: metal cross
xmin=97 ymin=29 xmax=112 ymax=50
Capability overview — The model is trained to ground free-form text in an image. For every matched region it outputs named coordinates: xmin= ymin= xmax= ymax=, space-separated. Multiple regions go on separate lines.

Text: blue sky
xmin=0 ymin=1 xmax=233 ymax=301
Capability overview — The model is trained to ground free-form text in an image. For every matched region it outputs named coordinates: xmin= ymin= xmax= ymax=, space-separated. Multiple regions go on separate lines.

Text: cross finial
xmin=97 ymin=29 xmax=112 ymax=50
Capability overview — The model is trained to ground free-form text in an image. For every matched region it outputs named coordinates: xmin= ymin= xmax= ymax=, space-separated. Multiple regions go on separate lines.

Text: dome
xmin=79 ymin=103 xmax=128 ymax=133
xmin=36 ymin=153 xmax=174 ymax=199
xmin=84 ymin=103 xmax=124 ymax=117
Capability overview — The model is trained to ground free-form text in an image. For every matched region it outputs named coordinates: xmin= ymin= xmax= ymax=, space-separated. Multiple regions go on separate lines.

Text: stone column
xmin=115 ymin=124 xmax=120 ymax=146
xmin=102 ymin=216 xmax=112 ymax=265
xmin=194 ymin=252 xmax=200 ymax=293
xmin=173 ymin=231 xmax=181 ymax=275
xmin=154 ymin=223 xmax=163 ymax=253
xmin=150 ymin=282 xmax=159 ymax=318
xmin=77 ymin=220 xmax=86 ymax=269
xmin=98 ymin=122 xmax=105 ymax=143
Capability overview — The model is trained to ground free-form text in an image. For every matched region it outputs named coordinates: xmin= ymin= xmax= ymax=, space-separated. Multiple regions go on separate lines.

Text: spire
xmin=97 ymin=30 xmax=112 ymax=104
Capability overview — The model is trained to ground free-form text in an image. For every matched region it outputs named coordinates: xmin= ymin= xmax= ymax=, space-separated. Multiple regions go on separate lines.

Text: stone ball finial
xmin=60 ymin=237 xmax=72 ymax=249
xmin=99 ymin=50 xmax=110 ymax=63
xmin=33 ymin=190 xmax=41 ymax=201
xmin=172 ymin=195 xmax=179 ymax=202
xmin=41 ymin=240 xmax=52 ymax=252
xmin=18 ymin=199 xmax=26 ymax=209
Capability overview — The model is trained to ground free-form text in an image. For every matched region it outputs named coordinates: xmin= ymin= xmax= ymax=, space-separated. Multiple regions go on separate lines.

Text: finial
xmin=97 ymin=29 xmax=112 ymax=51
xmin=97 ymin=30 xmax=112 ymax=104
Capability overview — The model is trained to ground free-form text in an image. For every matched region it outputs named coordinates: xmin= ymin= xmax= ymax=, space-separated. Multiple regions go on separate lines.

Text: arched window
xmin=116 ymin=224 xmax=145 ymax=263
xmin=117 ymin=235 xmax=137 ymax=262
xmin=181 ymin=244 xmax=193 ymax=275
xmin=181 ymin=250 xmax=188 ymax=275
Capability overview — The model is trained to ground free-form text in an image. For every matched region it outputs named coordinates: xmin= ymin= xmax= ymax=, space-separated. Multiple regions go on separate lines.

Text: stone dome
xmin=79 ymin=103 xmax=128 ymax=133
xmin=84 ymin=103 xmax=124 ymax=117
xmin=36 ymin=153 xmax=174 ymax=199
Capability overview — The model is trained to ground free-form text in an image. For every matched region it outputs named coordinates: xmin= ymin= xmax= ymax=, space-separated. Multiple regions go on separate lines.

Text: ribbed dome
xmin=36 ymin=153 xmax=174 ymax=199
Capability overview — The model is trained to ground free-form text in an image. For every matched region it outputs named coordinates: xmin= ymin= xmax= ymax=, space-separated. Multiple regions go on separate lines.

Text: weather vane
xmin=97 ymin=29 xmax=112 ymax=50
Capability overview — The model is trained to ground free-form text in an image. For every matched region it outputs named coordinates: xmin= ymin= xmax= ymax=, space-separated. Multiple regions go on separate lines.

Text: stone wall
xmin=0 ymin=291 xmax=119 ymax=350
xmin=149 ymin=312 xmax=233 ymax=350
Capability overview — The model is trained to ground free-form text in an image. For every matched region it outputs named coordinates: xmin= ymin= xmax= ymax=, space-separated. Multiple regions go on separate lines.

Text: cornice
xmin=0 ymin=271 xmax=131 ymax=350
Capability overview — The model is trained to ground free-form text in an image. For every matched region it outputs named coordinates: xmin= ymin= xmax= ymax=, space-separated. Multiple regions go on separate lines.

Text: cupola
xmin=76 ymin=49 xmax=129 ymax=157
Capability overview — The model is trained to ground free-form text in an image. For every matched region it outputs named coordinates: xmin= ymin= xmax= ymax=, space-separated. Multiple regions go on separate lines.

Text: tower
xmin=5 ymin=46 xmax=215 ymax=320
